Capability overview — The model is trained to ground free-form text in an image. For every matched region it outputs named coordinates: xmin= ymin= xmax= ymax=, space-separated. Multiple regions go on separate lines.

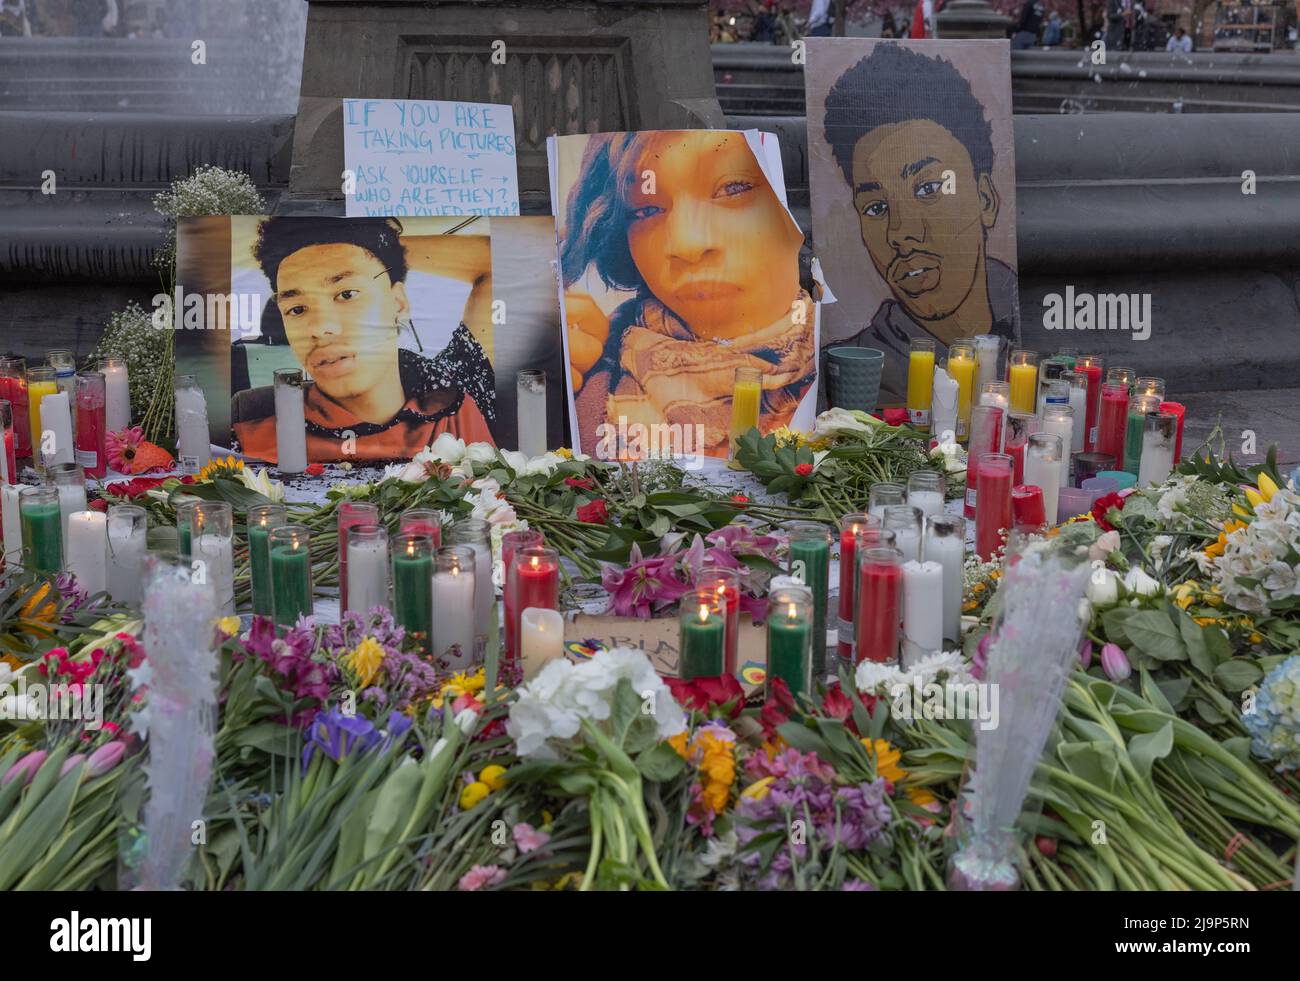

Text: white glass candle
xmin=1066 ymin=371 xmax=1088 ymax=454
xmin=173 ymin=374 xmax=211 ymax=475
xmin=433 ymin=546 xmax=477 ymax=671
xmin=924 ymin=514 xmax=965 ymax=646
xmin=99 ymin=357 xmax=130 ymax=434
xmin=516 ymin=369 xmax=548 ymax=459
xmin=106 ymin=504 xmax=146 ymax=605
xmin=901 ymin=559 xmax=944 ymax=668
xmin=978 ymin=380 xmax=1011 ymax=447
xmin=882 ymin=505 xmax=923 ymax=563
xmin=1041 ymin=404 xmax=1074 ymax=489
xmin=906 ymin=470 xmax=945 ymax=521
xmin=1 ymin=481 xmax=28 ymax=567
xmin=39 ymin=390 xmax=75 ymax=467
xmin=48 ymin=463 xmax=87 ymax=542
xmin=65 ymin=510 xmax=108 ymax=595
xmin=345 ymin=525 xmax=390 ymax=617
xmin=520 ymin=607 xmax=564 ymax=681
xmin=868 ymin=482 xmax=904 ymax=522
xmin=930 ymin=365 xmax=958 ymax=445
xmin=1023 ymin=432 xmax=1063 ymax=528
xmin=273 ymin=369 xmax=308 ymax=475
xmin=973 ymin=333 xmax=1002 ymax=393
xmin=189 ymin=501 xmax=235 ymax=615
xmin=447 ymin=519 xmax=493 ymax=649
xmin=1139 ymin=411 xmax=1178 ymax=487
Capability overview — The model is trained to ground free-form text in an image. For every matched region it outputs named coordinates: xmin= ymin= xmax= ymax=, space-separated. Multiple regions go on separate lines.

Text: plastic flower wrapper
xmin=505 ymin=648 xmax=686 ymax=889
xmin=1245 ymin=654 xmax=1300 ymax=772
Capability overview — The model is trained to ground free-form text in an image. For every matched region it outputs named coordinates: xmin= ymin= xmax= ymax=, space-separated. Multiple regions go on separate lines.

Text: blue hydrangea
xmin=1244 ymin=655 xmax=1300 ymax=772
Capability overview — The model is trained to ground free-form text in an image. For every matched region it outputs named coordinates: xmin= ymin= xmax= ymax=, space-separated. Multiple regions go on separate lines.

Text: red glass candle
xmin=398 ymin=508 xmax=442 ymax=549
xmin=503 ymin=528 xmax=545 ymax=665
xmin=837 ymin=512 xmax=872 ymax=662
xmin=1012 ymin=484 xmax=1047 ymax=533
xmin=0 ymin=400 xmax=14 ymax=485
xmin=514 ymin=546 xmax=560 ymax=671
xmin=965 ymin=404 xmax=1005 ymax=520
xmin=855 ymin=546 xmax=902 ymax=663
xmin=975 ymin=453 xmax=1014 ymax=561
xmin=1159 ymin=400 xmax=1185 ymax=463
xmin=697 ymin=565 xmax=741 ymax=677
xmin=1075 ymin=355 xmax=1104 ymax=452
xmin=1005 ymin=412 xmax=1037 ymax=486
xmin=0 ymin=358 xmax=30 ymax=460
xmin=337 ymin=502 xmax=380 ymax=613
xmin=1096 ymin=382 xmax=1129 ymax=464
xmin=74 ymin=372 xmax=107 ymax=479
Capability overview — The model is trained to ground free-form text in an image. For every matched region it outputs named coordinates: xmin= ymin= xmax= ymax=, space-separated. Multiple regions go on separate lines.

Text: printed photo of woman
xmin=555 ymin=130 xmax=815 ymax=459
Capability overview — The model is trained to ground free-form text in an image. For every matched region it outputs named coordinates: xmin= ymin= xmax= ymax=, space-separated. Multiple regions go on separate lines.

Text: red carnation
xmin=576 ymin=499 xmax=608 ymax=525
xmin=564 ymin=476 xmax=596 ymax=491
xmin=305 ymin=463 xmax=325 ymax=476
xmin=1091 ymin=491 xmax=1126 ymax=532
xmin=665 ymin=673 xmax=745 ymax=719
xmin=794 ymin=462 xmax=813 ymax=477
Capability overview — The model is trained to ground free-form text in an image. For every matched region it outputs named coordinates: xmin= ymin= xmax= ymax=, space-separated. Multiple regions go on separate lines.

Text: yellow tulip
xmin=1257 ymin=473 xmax=1279 ymax=502
xmin=1244 ymin=487 xmax=1265 ymax=509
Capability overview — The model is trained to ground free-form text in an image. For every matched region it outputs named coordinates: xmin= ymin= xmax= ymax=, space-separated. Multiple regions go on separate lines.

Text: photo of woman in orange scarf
xmin=559 ymin=130 xmax=814 ymax=459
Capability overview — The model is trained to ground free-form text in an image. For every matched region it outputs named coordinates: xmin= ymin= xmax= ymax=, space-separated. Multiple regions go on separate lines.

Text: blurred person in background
xmin=1042 ymin=9 xmax=1063 ymax=45
xmin=0 ymin=0 xmax=31 ymax=35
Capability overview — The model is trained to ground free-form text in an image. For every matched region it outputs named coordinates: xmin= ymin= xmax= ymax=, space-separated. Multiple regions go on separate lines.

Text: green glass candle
xmin=269 ymin=525 xmax=313 ymax=628
xmin=247 ymin=503 xmax=286 ymax=618
xmin=766 ymin=586 xmax=813 ymax=702
xmin=176 ymin=498 xmax=200 ymax=560
xmin=392 ymin=532 xmax=434 ymax=654
xmin=786 ymin=522 xmax=830 ymax=678
xmin=679 ymin=588 xmax=725 ymax=679
xmin=1124 ymin=395 xmax=1159 ymax=476
xmin=19 ymin=486 xmax=62 ymax=574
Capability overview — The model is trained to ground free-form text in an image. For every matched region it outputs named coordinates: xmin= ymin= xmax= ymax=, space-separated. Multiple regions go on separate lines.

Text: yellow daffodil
xmin=459 ymin=780 xmax=491 ymax=810
xmin=344 ymin=637 xmax=386 ymax=689
xmin=217 ymin=615 xmax=242 ymax=637
xmin=740 ymin=776 xmax=776 ymax=801
xmin=479 ymin=764 xmax=508 ymax=792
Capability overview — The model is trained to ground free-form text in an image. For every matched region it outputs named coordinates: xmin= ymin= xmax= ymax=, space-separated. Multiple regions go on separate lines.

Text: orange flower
xmin=1203 ymin=520 xmax=1246 ymax=560
xmin=862 ymin=738 xmax=908 ymax=782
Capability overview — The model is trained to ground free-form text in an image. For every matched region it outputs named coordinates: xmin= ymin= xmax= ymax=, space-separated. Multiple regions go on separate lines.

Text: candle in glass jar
xmin=1005 ymin=412 xmax=1038 ymax=486
xmin=516 ymin=369 xmax=548 ymax=459
xmin=1075 ymin=355 xmax=1104 ymax=451
xmin=907 ymin=338 xmax=935 ymax=431
xmin=433 ymin=546 xmax=477 ymax=669
xmin=974 ymin=453 xmax=1013 ymax=561
xmin=392 ymin=532 xmax=434 ymax=654
xmin=679 ymin=588 xmax=726 ymax=679
xmin=868 ymin=482 xmax=904 ymax=521
xmin=520 ymin=607 xmax=564 ymax=682
xmin=965 ymin=404 xmax=1005 ymax=519
xmin=1065 ymin=371 xmax=1088 ymax=454
xmin=337 ymin=501 xmax=380 ymax=613
xmin=947 ymin=342 xmax=976 ymax=441
xmin=345 ymin=524 xmax=390 ymax=618
xmin=882 ymin=504 xmax=922 ymax=563
xmin=1124 ymin=395 xmax=1159 ymax=476
xmin=901 ymin=560 xmax=944 ymax=668
xmin=728 ymin=366 xmax=762 ymax=459
xmin=0 ymin=400 xmax=14 ymax=485
xmin=1008 ymin=349 xmax=1038 ymax=415
xmin=1159 ymin=401 xmax=1185 ymax=463
xmin=837 ymin=512 xmax=873 ymax=663
xmin=174 ymin=374 xmax=212 ymax=475
xmin=47 ymin=350 xmax=76 ymax=418
xmin=1 ymin=482 xmax=27 ymax=568
xmin=247 ymin=503 xmax=287 ymax=618
xmin=269 ymin=525 xmax=313 ymax=628
xmin=39 ymin=390 xmax=75 ymax=468
xmin=502 ymin=528 xmax=544 ymax=666
xmin=906 ymin=470 xmax=945 ymax=520
xmin=1041 ymin=403 xmax=1074 ymax=489
xmin=0 ymin=357 xmax=30 ymax=460
xmin=924 ymin=514 xmax=965 ymax=647
xmin=20 ymin=486 xmax=62 ymax=574
xmin=273 ymin=369 xmax=308 ymax=475
xmin=1096 ymin=381 xmax=1129 ymax=465
xmin=25 ymin=366 xmax=56 ymax=471
xmin=1012 ymin=484 xmax=1047 ymax=533
xmin=106 ymin=504 xmax=146 ymax=605
xmin=855 ymin=546 xmax=902 ymax=664
xmin=514 ymin=547 xmax=560 ymax=635
xmin=48 ymin=462 xmax=86 ymax=542
xmin=1022 ymin=433 xmax=1062 ymax=530
xmin=1133 ymin=376 xmax=1165 ymax=401
xmin=1138 ymin=411 xmax=1178 ymax=487
xmin=65 ymin=510 xmax=108 ymax=595
xmin=74 ymin=371 xmax=107 ymax=478
xmin=99 ymin=357 xmax=130 ymax=435
xmin=192 ymin=501 xmax=235 ymax=614
xmin=786 ymin=522 xmax=830 ymax=677
xmin=447 ymin=518 xmax=493 ymax=653
xmin=398 ymin=508 xmax=442 ymax=548
xmin=699 ymin=564 xmax=741 ymax=677
xmin=765 ymin=586 xmax=813 ymax=701
xmin=973 ymin=334 xmax=1002 ymax=393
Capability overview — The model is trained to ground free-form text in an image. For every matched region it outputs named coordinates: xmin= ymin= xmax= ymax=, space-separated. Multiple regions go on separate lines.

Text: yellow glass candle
xmin=728 ymin=366 xmax=762 ymax=460
xmin=25 ymin=366 xmax=58 ymax=467
xmin=947 ymin=342 xmax=976 ymax=442
xmin=907 ymin=339 xmax=935 ymax=432
xmin=1008 ymin=349 xmax=1038 ymax=415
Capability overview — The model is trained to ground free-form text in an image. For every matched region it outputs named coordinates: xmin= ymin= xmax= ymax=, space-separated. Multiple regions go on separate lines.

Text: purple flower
xmin=1100 ymin=643 xmax=1131 ymax=682
xmin=1078 ymin=639 xmax=1094 ymax=670
xmin=3 ymin=750 xmax=47 ymax=786
xmin=301 ymin=707 xmax=382 ymax=769
xmin=87 ymin=740 xmax=126 ymax=776
xmin=842 ymin=878 xmax=876 ymax=891
xmin=601 ymin=543 xmax=691 ymax=618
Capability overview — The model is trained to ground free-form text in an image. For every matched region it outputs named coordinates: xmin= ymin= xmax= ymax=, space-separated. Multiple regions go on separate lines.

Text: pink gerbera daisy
xmin=105 ymin=426 xmax=173 ymax=475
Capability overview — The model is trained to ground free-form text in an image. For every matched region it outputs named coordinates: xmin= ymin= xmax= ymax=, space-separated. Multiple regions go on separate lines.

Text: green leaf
xmin=1213 ymin=659 xmax=1263 ymax=692
xmin=636 ymin=743 xmax=687 ymax=783
xmin=1138 ymin=667 xmax=1173 ymax=714
xmin=1100 ymin=607 xmax=1135 ymax=647
xmin=1123 ymin=610 xmax=1186 ymax=662
xmin=1126 ymin=721 xmax=1174 ymax=783
xmin=1194 ymin=699 xmax=1226 ymax=725
xmin=1057 ymin=741 xmax=1121 ymax=794
xmin=1153 ymin=676 xmax=1191 ymax=712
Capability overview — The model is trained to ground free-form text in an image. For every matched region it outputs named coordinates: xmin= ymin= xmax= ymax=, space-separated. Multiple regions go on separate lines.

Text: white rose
xmin=464 ymin=442 xmax=497 ymax=466
xmin=1085 ymin=567 xmax=1120 ymax=608
xmin=428 ymin=432 xmax=466 ymax=464
xmin=1123 ymin=567 xmax=1163 ymax=598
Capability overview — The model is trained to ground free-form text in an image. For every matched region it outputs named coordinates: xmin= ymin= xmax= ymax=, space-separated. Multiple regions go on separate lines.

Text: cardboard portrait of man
xmin=806 ymin=39 xmax=1021 ymax=404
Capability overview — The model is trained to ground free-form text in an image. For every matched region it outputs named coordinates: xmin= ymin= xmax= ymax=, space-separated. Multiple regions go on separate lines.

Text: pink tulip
xmin=60 ymin=754 xmax=87 ymax=777
xmin=1100 ymin=643 xmax=1131 ymax=682
xmin=1078 ymin=639 xmax=1094 ymax=670
xmin=2 ymin=749 xmax=47 ymax=786
xmin=86 ymin=741 xmax=125 ymax=777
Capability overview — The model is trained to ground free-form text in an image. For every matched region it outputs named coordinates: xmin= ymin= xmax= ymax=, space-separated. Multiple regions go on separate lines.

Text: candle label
xmin=1089 ymin=425 xmax=1098 ymax=445
xmin=956 ymin=418 xmax=967 ymax=437
xmin=965 ymin=488 xmax=977 ymax=510
xmin=179 ymin=455 xmax=200 ymax=474
xmin=836 ymin=616 xmax=855 ymax=651
xmin=75 ymin=448 xmax=97 ymax=469
xmin=909 ymin=408 xmax=930 ymax=426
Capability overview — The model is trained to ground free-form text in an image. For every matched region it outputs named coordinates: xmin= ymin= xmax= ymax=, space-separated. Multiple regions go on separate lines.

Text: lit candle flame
xmin=407 ymin=541 xmax=415 ymax=557
xmin=530 ymin=555 xmax=539 ymax=570
xmin=698 ymin=603 xmax=709 ymax=623
xmin=787 ymin=602 xmax=797 ymax=620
